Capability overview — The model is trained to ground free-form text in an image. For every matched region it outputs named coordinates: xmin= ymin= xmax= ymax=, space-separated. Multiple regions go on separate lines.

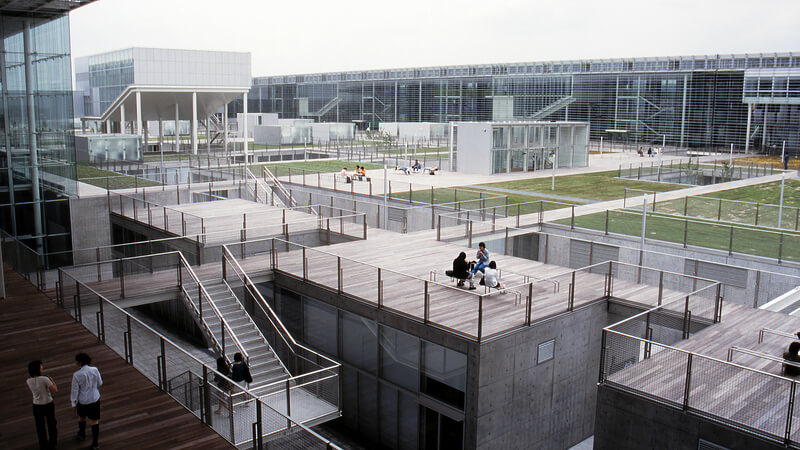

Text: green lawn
xmin=252 ymin=160 xmax=384 ymax=177
xmin=77 ymin=164 xmax=161 ymax=189
xmin=477 ymin=170 xmax=684 ymax=201
xmin=143 ymin=153 xmax=192 ymax=162
xmin=654 ymin=179 xmax=800 ymax=229
xmin=389 ymin=186 xmax=580 ymax=214
xmin=555 ymin=210 xmax=800 ymax=262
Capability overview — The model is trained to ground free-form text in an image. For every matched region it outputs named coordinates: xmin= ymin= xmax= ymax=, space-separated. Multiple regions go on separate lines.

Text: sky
xmin=69 ymin=0 xmax=800 ymax=77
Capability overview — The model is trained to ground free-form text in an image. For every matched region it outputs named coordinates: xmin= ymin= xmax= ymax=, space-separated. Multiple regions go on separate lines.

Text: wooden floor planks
xmin=0 ymin=265 xmax=231 ymax=450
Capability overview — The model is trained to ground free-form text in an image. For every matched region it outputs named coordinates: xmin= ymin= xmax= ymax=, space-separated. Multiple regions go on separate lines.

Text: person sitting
xmin=354 ymin=165 xmax=364 ymax=181
xmin=340 ymin=167 xmax=351 ymax=183
xmin=480 ymin=261 xmax=502 ymax=289
xmin=446 ymin=252 xmax=472 ymax=288
xmin=412 ymin=160 xmax=422 ymax=172
xmin=427 ymin=166 xmax=438 ymax=175
xmin=396 ymin=166 xmax=411 ymax=175
xmin=784 ymin=342 xmax=800 ymax=376
xmin=637 ymin=147 xmax=644 ymax=157
xmin=468 ymin=242 xmax=490 ymax=290
xmin=359 ymin=166 xmax=367 ymax=181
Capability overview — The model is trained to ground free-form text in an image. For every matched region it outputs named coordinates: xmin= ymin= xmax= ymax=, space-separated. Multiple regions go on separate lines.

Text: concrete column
xmin=243 ymin=92 xmax=248 ymax=162
xmin=223 ymin=103 xmax=229 ymax=153
xmin=158 ymin=118 xmax=164 ymax=147
xmin=142 ymin=121 xmax=148 ymax=157
xmin=761 ymin=105 xmax=767 ymax=148
xmin=191 ymin=91 xmax=198 ymax=155
xmin=105 ymin=120 xmax=110 ymax=134
xmin=135 ymin=91 xmax=142 ymax=135
xmin=205 ymin=116 xmax=210 ymax=153
xmin=175 ymin=103 xmax=180 ymax=153
xmin=81 ymin=119 xmax=86 ymax=134
xmin=120 ymin=103 xmax=126 ymax=134
xmin=23 ymin=20 xmax=42 ymax=251
xmin=745 ymin=103 xmax=752 ymax=154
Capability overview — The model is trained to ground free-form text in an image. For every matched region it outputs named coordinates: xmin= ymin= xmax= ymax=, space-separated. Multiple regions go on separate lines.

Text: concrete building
xmin=248 ymin=52 xmax=800 ymax=153
xmin=455 ymin=121 xmax=589 ymax=175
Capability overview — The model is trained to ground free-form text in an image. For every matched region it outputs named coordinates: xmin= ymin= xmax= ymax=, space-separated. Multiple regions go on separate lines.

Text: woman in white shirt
xmin=483 ymin=261 xmax=502 ymax=289
xmin=27 ymin=360 xmax=58 ymax=450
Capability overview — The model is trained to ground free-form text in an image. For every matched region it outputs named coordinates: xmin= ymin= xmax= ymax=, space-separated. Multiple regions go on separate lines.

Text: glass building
xmin=247 ymin=53 xmax=800 ymax=151
xmin=0 ymin=3 xmax=94 ymax=265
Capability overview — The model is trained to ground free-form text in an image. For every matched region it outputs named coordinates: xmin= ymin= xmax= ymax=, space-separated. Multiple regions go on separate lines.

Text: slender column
xmin=105 ymin=120 xmax=109 ymax=133
xmin=448 ymin=122 xmax=455 ymax=172
xmin=175 ymin=103 xmax=180 ymax=153
xmin=135 ymin=91 xmax=142 ymax=135
xmin=120 ymin=103 xmax=126 ymax=134
xmin=745 ymin=104 xmax=752 ymax=154
xmin=205 ymin=116 xmax=210 ymax=153
xmin=243 ymin=92 xmax=249 ymax=164
xmin=0 ymin=34 xmax=17 ymax=236
xmin=191 ymin=92 xmax=198 ymax=155
xmin=762 ymin=106 xmax=768 ymax=148
xmin=23 ymin=20 xmax=42 ymax=251
xmin=223 ymin=103 xmax=229 ymax=153
xmin=158 ymin=118 xmax=164 ymax=183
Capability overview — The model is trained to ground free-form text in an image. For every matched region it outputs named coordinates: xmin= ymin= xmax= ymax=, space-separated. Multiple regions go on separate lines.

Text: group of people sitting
xmin=637 ymin=146 xmax=659 ymax=157
xmin=447 ymin=242 xmax=502 ymax=290
xmin=339 ymin=166 xmax=368 ymax=183
xmin=396 ymin=160 xmax=438 ymax=175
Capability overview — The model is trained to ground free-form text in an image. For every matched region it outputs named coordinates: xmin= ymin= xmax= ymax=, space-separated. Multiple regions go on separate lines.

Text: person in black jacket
xmin=783 ymin=342 xmax=800 ymax=376
xmin=230 ymin=353 xmax=252 ymax=392
xmin=448 ymin=252 xmax=472 ymax=288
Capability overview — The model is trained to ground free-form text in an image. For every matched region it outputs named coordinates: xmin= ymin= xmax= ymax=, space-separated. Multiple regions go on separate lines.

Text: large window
xmin=380 ymin=326 xmax=419 ymax=391
xmin=421 ymin=341 xmax=467 ymax=409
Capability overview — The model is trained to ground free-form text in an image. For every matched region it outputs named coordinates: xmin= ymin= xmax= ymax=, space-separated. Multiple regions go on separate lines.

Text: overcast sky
xmin=70 ymin=0 xmax=800 ymax=77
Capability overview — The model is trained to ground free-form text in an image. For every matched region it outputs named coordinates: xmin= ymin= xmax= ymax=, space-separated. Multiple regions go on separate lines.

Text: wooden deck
xmin=605 ymin=304 xmax=800 ymax=440
xmin=0 ymin=265 xmax=231 ymax=449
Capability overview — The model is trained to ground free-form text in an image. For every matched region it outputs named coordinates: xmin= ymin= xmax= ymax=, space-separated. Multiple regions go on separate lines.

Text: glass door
xmin=422 ymin=407 xmax=464 ymax=450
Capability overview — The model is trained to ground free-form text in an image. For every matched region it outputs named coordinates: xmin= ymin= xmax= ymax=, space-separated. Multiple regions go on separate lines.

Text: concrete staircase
xmin=201 ymin=279 xmax=289 ymax=395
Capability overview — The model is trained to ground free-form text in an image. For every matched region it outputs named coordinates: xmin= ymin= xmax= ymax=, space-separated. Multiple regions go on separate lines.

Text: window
xmin=538 ymin=339 xmax=555 ymax=364
xmin=380 ymin=326 xmax=419 ymax=391
xmin=421 ymin=341 xmax=467 ymax=409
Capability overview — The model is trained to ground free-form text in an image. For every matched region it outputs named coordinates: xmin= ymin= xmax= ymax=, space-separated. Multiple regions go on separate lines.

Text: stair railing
xmin=177 ymin=253 xmax=249 ymax=364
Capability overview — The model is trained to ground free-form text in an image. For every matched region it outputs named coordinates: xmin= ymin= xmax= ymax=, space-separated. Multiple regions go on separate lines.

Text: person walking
xmin=230 ymin=352 xmax=253 ymax=394
xmin=71 ymin=353 xmax=102 ymax=450
xmin=27 ymin=360 xmax=58 ymax=450
xmin=214 ymin=357 xmax=231 ymax=414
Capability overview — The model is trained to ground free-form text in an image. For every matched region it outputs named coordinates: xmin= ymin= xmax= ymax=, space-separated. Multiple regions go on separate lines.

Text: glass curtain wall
xmin=0 ymin=14 xmax=76 ymax=266
xmin=270 ymin=285 xmax=468 ymax=450
xmin=250 ymin=53 xmax=800 ymax=151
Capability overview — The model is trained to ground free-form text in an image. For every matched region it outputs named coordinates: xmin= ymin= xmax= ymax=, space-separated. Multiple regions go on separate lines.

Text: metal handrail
xmin=222 ymin=245 xmax=340 ymax=369
xmin=219 ymin=278 xmax=290 ymax=376
xmin=262 ymin=167 xmax=296 ymax=207
xmin=727 ymin=346 xmax=800 ymax=370
xmin=177 ymin=253 xmax=249 ymax=364
xmin=759 ymin=328 xmax=797 ymax=344
xmin=56 ymin=268 xmax=338 ymax=448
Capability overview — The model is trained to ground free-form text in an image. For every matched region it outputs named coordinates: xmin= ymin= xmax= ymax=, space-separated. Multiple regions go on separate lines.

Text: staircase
xmin=530 ymin=95 xmax=576 ymax=120
xmin=200 ymin=279 xmax=289 ymax=395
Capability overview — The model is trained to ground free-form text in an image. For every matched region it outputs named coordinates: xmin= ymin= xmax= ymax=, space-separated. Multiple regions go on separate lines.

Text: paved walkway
xmin=0 ymin=265 xmax=231 ymax=449
xmin=465 ymin=184 xmax=595 ymax=204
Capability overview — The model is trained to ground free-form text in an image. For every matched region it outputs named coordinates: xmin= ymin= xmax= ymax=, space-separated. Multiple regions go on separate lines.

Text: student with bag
xmin=230 ymin=352 xmax=252 ymax=391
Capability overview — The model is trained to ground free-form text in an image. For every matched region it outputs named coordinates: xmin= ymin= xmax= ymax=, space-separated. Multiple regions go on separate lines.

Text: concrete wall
xmin=456 ymin=123 xmax=493 ymax=175
xmin=539 ymin=225 xmax=800 ymax=307
xmin=595 ymin=386 xmax=783 ymax=450
xmin=474 ymin=300 xmax=608 ymax=449
xmin=253 ymin=125 xmax=282 ymax=145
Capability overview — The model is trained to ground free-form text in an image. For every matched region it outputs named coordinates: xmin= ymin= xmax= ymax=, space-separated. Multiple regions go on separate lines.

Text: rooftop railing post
xmin=285 ymin=379 xmax=292 ymax=430
xmin=568 ymin=271 xmax=575 ymax=311
xmin=684 ymin=196 xmax=688 ymax=216
xmin=598 ymin=329 xmax=608 ymax=383
xmin=437 ymin=216 xmax=441 ymax=241
xmin=779 ymin=233 xmax=785 ymax=264
xmin=302 ymin=247 xmax=307 ymax=280
xmin=378 ymin=268 xmax=383 ymax=307
xmin=714 ymin=283 xmax=722 ymax=323
xmin=124 ymin=315 xmax=133 ymax=364
xmin=570 ymin=205 xmax=575 ymax=229
xmin=526 ymin=282 xmax=533 ymax=326
xmin=658 ymin=270 xmax=664 ymax=305
xmin=682 ymin=220 xmax=689 ymax=248
xmin=683 ymin=295 xmax=691 ymax=339
xmin=604 ymin=210 xmax=609 ymax=235
xmin=198 ymin=285 xmax=203 ymax=322
xmin=363 ymin=214 xmax=367 ymax=239
xmin=504 ymin=227 xmax=509 ymax=255
xmin=477 ymin=295 xmax=484 ymax=340
xmin=682 ymin=353 xmax=693 ymax=411
xmin=534 ymin=202 xmax=539 ymax=227
xmin=755 ymin=203 xmax=760 ymax=226
xmin=468 ymin=220 xmax=473 ymax=248
xmin=424 ymin=281 xmax=430 ymax=323
xmin=492 ymin=207 xmax=496 ymax=232
xmin=728 ymin=226 xmax=734 ymax=255
xmin=717 ymin=198 xmax=722 ymax=220
xmin=337 ymin=256 xmax=342 ymax=294
xmin=158 ymin=337 xmax=167 ymax=391
xmin=96 ymin=297 xmax=105 ymax=342
xmin=785 ymin=382 xmax=797 ymax=447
